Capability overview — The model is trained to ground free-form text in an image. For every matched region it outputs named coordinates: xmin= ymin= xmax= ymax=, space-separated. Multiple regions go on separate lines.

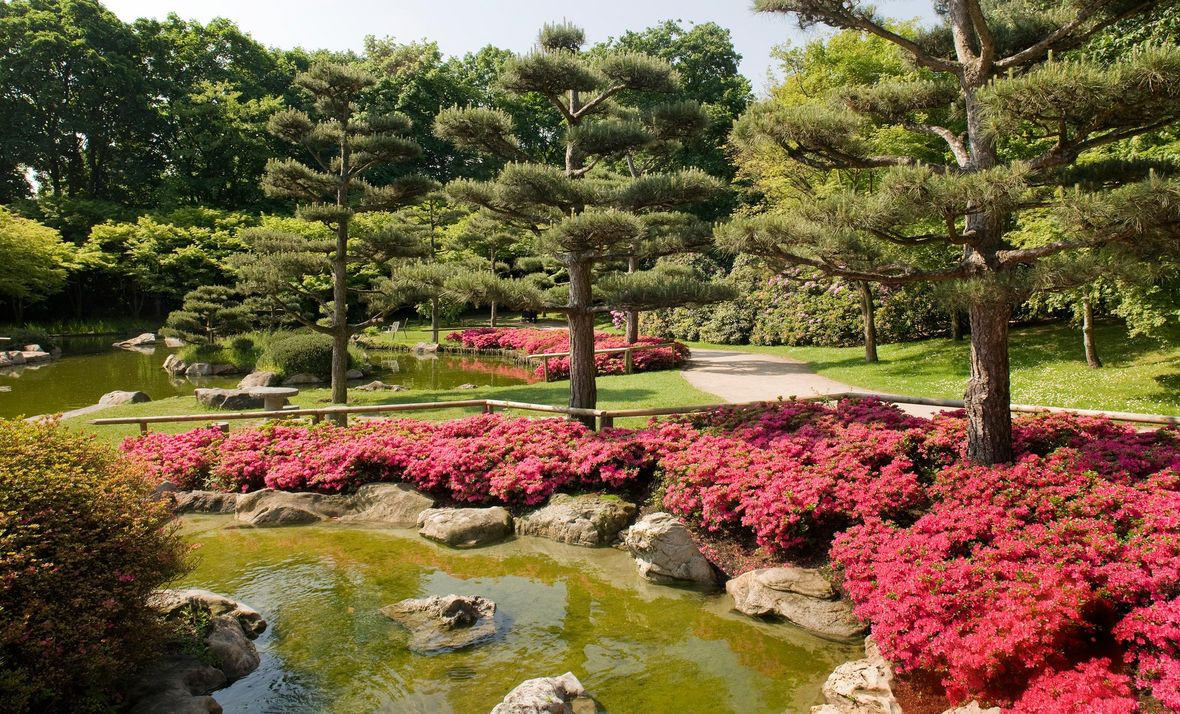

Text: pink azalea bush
xmin=445 ymin=327 xmax=688 ymax=378
xmin=121 ymin=399 xmax=1180 ymax=710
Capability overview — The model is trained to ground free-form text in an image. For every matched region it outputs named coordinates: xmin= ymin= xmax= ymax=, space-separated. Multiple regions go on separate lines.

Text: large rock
xmin=163 ymin=353 xmax=188 ymax=375
xmin=623 ymin=512 xmax=715 ymax=586
xmin=164 ymin=337 xmax=187 ymax=348
xmin=0 ymin=351 xmax=26 ymax=368
xmin=115 ymin=332 xmax=157 ymax=348
xmin=194 ymin=388 xmax=267 ymax=410
xmin=149 ymin=588 xmax=267 ymax=638
xmin=185 ymin=363 xmax=213 ymax=377
xmin=380 ymin=595 xmax=497 ymax=654
xmin=727 ymin=567 xmax=865 ymax=639
xmin=20 ymin=350 xmax=52 ymax=364
xmin=491 ymin=672 xmax=596 ymax=714
xmin=516 ymin=493 xmax=636 ymax=547
xmin=356 ymin=380 xmax=407 ymax=392
xmin=124 ymin=654 xmax=226 ymax=714
xmin=810 ymin=637 xmax=901 ymax=714
xmin=414 ymin=342 xmax=439 ymax=353
xmin=203 ymin=615 xmax=260 ymax=681
xmin=346 ymin=368 xmax=365 ymax=379
xmin=235 ymin=489 xmax=350 ymax=527
xmin=208 ymin=363 xmax=241 ymax=376
xmin=238 ymin=371 xmax=279 ymax=389
xmin=340 ymin=483 xmax=435 ymax=527
xmin=172 ymin=490 xmax=240 ymax=514
xmin=282 ymin=372 xmax=322 ymax=386
xmin=418 ymin=507 xmax=513 ymax=548
xmin=99 ymin=390 xmax=151 ymax=406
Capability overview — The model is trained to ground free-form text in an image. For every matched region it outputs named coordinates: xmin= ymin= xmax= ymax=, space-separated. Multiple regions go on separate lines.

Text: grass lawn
xmin=686 ymin=321 xmax=1180 ymax=415
xmin=66 ymin=369 xmax=716 ymax=446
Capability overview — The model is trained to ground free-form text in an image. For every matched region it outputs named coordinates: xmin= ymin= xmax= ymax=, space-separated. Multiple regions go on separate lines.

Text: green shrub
xmin=257 ymin=332 xmax=363 ymax=379
xmin=0 ymin=419 xmax=189 ymax=712
xmin=178 ymin=332 xmax=264 ymax=371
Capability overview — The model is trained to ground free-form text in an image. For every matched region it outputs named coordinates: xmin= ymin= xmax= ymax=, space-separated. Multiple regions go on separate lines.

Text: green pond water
xmin=0 ymin=338 xmax=533 ymax=419
xmin=180 ymin=517 xmax=858 ymax=714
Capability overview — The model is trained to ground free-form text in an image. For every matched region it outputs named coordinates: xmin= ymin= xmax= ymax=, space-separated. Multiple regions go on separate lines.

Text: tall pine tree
xmin=724 ymin=1 xmax=1180 ymax=464
xmin=236 ymin=63 xmax=434 ymax=406
xmin=434 ymin=22 xmax=732 ymax=421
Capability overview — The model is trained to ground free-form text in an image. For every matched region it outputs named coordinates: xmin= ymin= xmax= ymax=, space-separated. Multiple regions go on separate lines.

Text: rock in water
xmin=123 ymin=654 xmax=226 ymax=714
xmin=149 ymin=588 xmax=267 ymax=638
xmin=185 ymin=363 xmax=213 ymax=377
xmin=163 ymin=353 xmax=188 ymax=375
xmin=414 ymin=342 xmax=439 ymax=353
xmin=235 ymin=489 xmax=350 ymax=527
xmin=164 ymin=337 xmax=186 ymax=348
xmin=114 ymin=332 xmax=157 ymax=348
xmin=623 ymin=512 xmax=716 ymax=586
xmin=491 ymin=672 xmax=597 ymax=714
xmin=339 ymin=483 xmax=435 ymax=527
xmin=727 ymin=567 xmax=865 ymax=639
xmin=99 ymin=390 xmax=151 ymax=406
xmin=380 ymin=595 xmax=497 ymax=654
xmin=204 ymin=615 xmax=260 ymax=681
xmin=238 ymin=371 xmax=279 ymax=388
xmin=810 ymin=637 xmax=902 ymax=714
xmin=417 ymin=507 xmax=513 ymax=548
xmin=515 ymin=493 xmax=636 ymax=547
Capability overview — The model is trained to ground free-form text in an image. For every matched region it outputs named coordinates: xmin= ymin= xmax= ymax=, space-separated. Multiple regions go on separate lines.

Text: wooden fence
xmin=88 ymin=390 xmax=1180 ymax=434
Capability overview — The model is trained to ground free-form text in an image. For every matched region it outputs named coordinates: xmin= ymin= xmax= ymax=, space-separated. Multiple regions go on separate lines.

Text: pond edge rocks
xmin=417 ymin=506 xmax=513 ymax=548
xmin=491 ymin=672 xmax=597 ymax=714
xmin=234 ymin=484 xmax=437 ymax=527
xmin=727 ymin=566 xmax=865 ymax=639
xmin=810 ymin=636 xmax=901 ymax=714
xmin=515 ymin=493 xmax=637 ymax=547
xmin=623 ymin=511 xmax=717 ymax=586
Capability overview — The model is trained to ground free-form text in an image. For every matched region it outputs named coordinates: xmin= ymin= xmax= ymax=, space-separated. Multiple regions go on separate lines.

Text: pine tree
xmin=434 ymin=22 xmax=733 ymax=421
xmin=162 ymin=285 xmax=249 ymax=345
xmin=234 ymin=63 xmax=435 ymax=407
xmin=723 ymin=1 xmax=1180 ymax=464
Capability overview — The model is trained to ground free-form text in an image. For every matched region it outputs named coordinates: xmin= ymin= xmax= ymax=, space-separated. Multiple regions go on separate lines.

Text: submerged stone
xmin=380 ymin=594 xmax=497 ymax=654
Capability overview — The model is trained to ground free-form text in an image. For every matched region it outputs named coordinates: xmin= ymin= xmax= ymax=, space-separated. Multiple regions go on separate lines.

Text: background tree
xmin=446 ymin=211 xmax=529 ymax=326
xmin=0 ymin=207 xmax=72 ymax=322
xmin=162 ymin=285 xmax=249 ymax=345
xmin=235 ymin=62 xmax=434 ymax=407
xmin=435 ymin=22 xmax=732 ymax=419
xmin=724 ymin=0 xmax=1180 ymax=464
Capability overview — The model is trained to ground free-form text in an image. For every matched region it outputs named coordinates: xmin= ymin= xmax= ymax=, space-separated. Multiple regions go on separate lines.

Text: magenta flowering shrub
xmin=445 ymin=327 xmax=688 ymax=378
xmin=119 ymin=399 xmax=1180 ymax=710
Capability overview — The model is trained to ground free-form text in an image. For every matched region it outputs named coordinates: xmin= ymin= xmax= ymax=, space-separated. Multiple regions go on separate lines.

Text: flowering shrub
xmin=121 ymin=425 xmax=227 ymax=489
xmin=445 ymin=327 xmax=688 ymax=378
xmin=120 ymin=400 xmax=1180 ymax=710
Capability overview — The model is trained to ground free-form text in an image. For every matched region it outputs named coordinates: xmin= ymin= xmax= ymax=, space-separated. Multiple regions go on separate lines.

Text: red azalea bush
xmin=445 ymin=327 xmax=688 ymax=378
xmin=120 ymin=399 xmax=1180 ymax=711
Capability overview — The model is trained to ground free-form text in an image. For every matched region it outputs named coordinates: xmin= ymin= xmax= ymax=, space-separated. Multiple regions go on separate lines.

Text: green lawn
xmin=686 ymin=321 xmax=1180 ymax=415
xmin=66 ymin=369 xmax=716 ymax=446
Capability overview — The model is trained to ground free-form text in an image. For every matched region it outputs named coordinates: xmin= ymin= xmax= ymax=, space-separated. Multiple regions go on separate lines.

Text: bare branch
xmin=902 ymin=121 xmax=970 ymax=167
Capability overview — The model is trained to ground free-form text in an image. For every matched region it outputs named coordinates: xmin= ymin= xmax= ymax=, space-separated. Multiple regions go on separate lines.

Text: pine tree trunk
xmin=858 ymin=281 xmax=879 ymax=364
xmin=431 ymin=297 xmax=440 ymax=344
xmin=1082 ymin=299 xmax=1102 ymax=368
xmin=490 ymin=301 xmax=498 ymax=327
xmin=965 ymin=301 xmax=1013 ymax=465
xmin=330 ymin=246 xmax=349 ymax=413
xmin=624 ymin=256 xmax=639 ymax=344
xmin=950 ymin=310 xmax=963 ymax=341
xmin=566 ymin=260 xmax=597 ymax=427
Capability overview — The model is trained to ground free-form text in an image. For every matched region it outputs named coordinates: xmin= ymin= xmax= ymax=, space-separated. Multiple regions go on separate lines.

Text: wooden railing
xmin=525 ymin=343 xmax=678 ymax=381
xmin=87 ymin=390 xmax=1180 ymax=434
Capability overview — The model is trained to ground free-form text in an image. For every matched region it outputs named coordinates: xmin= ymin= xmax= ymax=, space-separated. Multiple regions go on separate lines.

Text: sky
xmin=101 ymin=0 xmax=936 ymax=94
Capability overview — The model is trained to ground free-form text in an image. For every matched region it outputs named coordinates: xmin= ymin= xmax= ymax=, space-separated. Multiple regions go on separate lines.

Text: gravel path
xmin=681 ymin=349 xmax=946 ymax=418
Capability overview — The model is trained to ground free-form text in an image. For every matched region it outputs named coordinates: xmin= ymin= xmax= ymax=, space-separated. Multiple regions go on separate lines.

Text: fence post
xmin=483 ymin=402 xmax=495 ymax=414
xmin=598 ymin=414 xmax=614 ymax=431
xmin=216 ymin=421 xmax=230 ymax=434
xmin=624 ymin=348 xmax=634 ymax=374
xmin=542 ymin=359 xmax=550 ymax=382
xmin=310 ymin=413 xmax=322 ymax=425
xmin=138 ymin=421 xmax=149 ymax=435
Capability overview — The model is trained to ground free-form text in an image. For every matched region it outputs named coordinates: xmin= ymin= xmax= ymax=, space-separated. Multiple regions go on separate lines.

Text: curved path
xmin=681 ymin=349 xmax=945 ymax=418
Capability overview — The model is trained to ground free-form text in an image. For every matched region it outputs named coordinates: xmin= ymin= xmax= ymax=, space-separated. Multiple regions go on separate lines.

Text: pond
xmin=180 ymin=517 xmax=857 ymax=714
xmin=0 ymin=339 xmax=535 ymax=419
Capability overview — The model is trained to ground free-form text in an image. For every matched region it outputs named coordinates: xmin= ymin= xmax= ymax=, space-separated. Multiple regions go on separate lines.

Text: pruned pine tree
xmin=235 ymin=63 xmax=435 ymax=408
xmin=434 ymin=22 xmax=733 ymax=420
xmin=162 ymin=285 xmax=249 ymax=345
xmin=447 ymin=211 xmax=527 ymax=326
xmin=723 ymin=1 xmax=1180 ymax=464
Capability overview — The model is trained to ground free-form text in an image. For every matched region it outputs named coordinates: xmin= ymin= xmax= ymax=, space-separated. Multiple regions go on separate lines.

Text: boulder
xmin=172 ymin=490 xmax=240 ymax=514
xmin=491 ymin=672 xmax=596 ymax=714
xmin=185 ymin=363 xmax=213 ymax=377
xmin=208 ymin=364 xmax=241 ymax=376
xmin=124 ymin=654 xmax=226 ymax=714
xmin=810 ymin=637 xmax=901 ymax=714
xmin=941 ymin=704 xmax=1001 ymax=714
xmin=414 ymin=342 xmax=439 ymax=353
xmin=235 ymin=488 xmax=351 ymax=527
xmin=515 ymin=493 xmax=637 ymax=547
xmin=623 ymin=512 xmax=715 ymax=586
xmin=203 ymin=615 xmax=260 ymax=681
xmin=115 ymin=332 xmax=157 ymax=348
xmin=340 ymin=483 xmax=435 ymax=527
xmin=380 ymin=594 xmax=497 ymax=654
xmin=282 ymin=372 xmax=322 ymax=386
xmin=164 ymin=337 xmax=187 ymax=348
xmin=0 ymin=351 xmax=25 ymax=368
xmin=20 ymin=350 xmax=52 ymax=364
xmin=149 ymin=588 xmax=267 ymax=638
xmin=22 ymin=343 xmax=42 ymax=352
xmin=346 ymin=368 xmax=365 ymax=379
xmin=238 ymin=371 xmax=279 ymax=389
xmin=163 ymin=353 xmax=188 ymax=375
xmin=417 ymin=507 xmax=513 ymax=548
xmin=194 ymin=388 xmax=266 ymax=410
xmin=99 ymin=390 xmax=151 ymax=407
xmin=356 ymin=380 xmax=406 ymax=392
xmin=727 ymin=567 xmax=864 ymax=639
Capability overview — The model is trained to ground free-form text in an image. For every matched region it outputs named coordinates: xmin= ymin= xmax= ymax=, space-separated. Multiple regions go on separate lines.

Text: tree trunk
xmin=624 ymin=256 xmax=639 ymax=344
xmin=431 ymin=297 xmax=440 ymax=343
xmin=857 ymin=281 xmax=879 ymax=364
xmin=1082 ymin=299 xmax=1102 ymax=368
xmin=490 ymin=301 xmax=498 ymax=327
xmin=566 ymin=260 xmax=597 ymax=427
xmin=965 ymin=301 xmax=1013 ymax=465
xmin=950 ymin=310 xmax=963 ymax=340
